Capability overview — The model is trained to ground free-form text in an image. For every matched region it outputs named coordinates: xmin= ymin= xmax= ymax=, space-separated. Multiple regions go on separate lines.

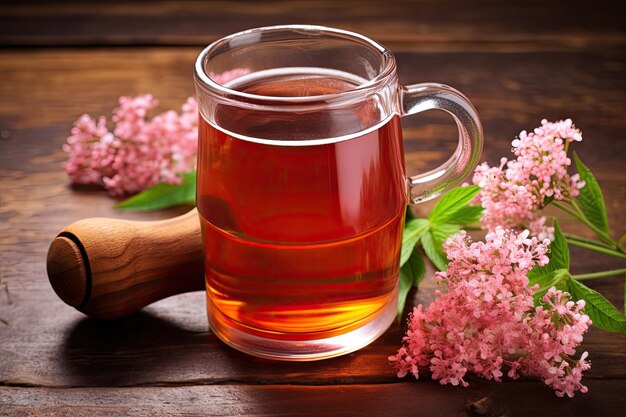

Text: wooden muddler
xmin=46 ymin=209 xmax=205 ymax=319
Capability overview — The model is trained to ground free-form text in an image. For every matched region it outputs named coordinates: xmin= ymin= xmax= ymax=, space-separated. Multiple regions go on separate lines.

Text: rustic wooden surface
xmin=1 ymin=1 xmax=625 ymax=416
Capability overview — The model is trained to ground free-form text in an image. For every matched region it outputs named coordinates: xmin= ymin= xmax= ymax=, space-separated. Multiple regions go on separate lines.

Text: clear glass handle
xmin=401 ymin=83 xmax=483 ymax=204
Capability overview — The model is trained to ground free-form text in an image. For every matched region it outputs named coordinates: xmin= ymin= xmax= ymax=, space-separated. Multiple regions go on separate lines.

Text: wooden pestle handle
xmin=46 ymin=209 xmax=205 ymax=319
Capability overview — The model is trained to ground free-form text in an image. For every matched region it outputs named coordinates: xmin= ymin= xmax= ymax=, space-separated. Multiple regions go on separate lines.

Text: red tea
xmin=197 ymin=72 xmax=407 ymax=341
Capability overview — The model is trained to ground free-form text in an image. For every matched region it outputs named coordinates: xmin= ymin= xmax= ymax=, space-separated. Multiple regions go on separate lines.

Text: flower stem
xmin=566 ymin=238 xmax=626 ymax=259
xmin=564 ymin=233 xmax=626 ymax=259
xmin=569 ymin=200 xmax=617 ymax=245
xmin=573 ymin=268 xmax=626 ymax=281
xmin=552 ymin=201 xmax=583 ymax=220
xmin=564 ymin=233 xmax=608 ymax=247
xmin=553 ymin=201 xmax=620 ymax=250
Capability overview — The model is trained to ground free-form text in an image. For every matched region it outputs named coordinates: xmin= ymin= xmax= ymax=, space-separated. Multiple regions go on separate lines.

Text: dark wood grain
xmin=1 ymin=1 xmax=625 ymax=415
xmin=1 ymin=291 xmax=625 ymax=389
xmin=1 ymin=0 xmax=624 ymax=52
xmin=2 ymin=380 xmax=625 ymax=417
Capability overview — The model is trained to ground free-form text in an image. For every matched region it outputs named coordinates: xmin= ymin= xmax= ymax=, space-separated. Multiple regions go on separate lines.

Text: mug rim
xmin=194 ymin=24 xmax=397 ymax=105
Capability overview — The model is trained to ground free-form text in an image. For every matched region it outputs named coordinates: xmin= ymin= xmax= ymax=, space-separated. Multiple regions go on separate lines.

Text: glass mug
xmin=194 ymin=25 xmax=482 ymax=360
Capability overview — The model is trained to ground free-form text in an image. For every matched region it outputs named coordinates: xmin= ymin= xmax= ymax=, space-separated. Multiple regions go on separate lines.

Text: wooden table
xmin=1 ymin=1 xmax=624 ymax=416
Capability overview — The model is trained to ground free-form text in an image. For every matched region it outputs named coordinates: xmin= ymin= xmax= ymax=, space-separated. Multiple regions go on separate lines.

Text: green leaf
xmin=445 ymin=205 xmax=484 ymax=225
xmin=573 ymin=152 xmax=609 ymax=234
xmin=428 ymin=185 xmax=481 ymax=225
xmin=116 ymin=170 xmax=197 ymax=211
xmin=431 ymin=223 xmax=461 ymax=245
xmin=397 ymin=249 xmax=425 ymax=321
xmin=530 ymin=269 xmax=569 ymax=305
xmin=401 ymin=218 xmax=429 ymax=266
xmin=618 ymin=234 xmax=626 ymax=246
xmin=421 ymin=228 xmax=450 ymax=271
xmin=528 ymin=219 xmax=569 ymax=280
xmin=568 ymin=278 xmax=626 ymax=333
xmin=549 ymin=220 xmax=569 ymax=270
xmin=527 ymin=262 xmax=552 ymax=283
xmin=528 ymin=268 xmax=557 ymax=288
xmin=397 ymin=266 xmax=412 ymax=323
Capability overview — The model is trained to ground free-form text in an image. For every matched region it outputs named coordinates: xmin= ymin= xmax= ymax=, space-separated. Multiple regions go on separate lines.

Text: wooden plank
xmin=0 ymin=0 xmax=624 ymax=51
xmin=2 ymin=380 xmax=626 ymax=417
xmin=1 ymin=48 xmax=625 ymax=388
xmin=1 ymin=48 xmax=623 ymax=221
xmin=0 ymin=48 xmax=623 ymax=153
xmin=1 ymin=291 xmax=625 ymax=388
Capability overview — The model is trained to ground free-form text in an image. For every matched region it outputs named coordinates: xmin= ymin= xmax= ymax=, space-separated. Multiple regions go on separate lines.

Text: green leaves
xmin=532 ymin=269 xmax=626 ymax=333
xmin=423 ymin=224 xmax=460 ymax=271
xmin=400 ymin=218 xmax=428 ymax=266
xmin=568 ymin=279 xmax=626 ymax=333
xmin=530 ymin=269 xmax=570 ymax=306
xmin=401 ymin=186 xmax=481 ymax=270
xmin=116 ymin=170 xmax=197 ymax=211
xmin=529 ymin=219 xmax=626 ymax=333
xmin=528 ymin=220 xmax=567 ymax=279
xmin=397 ymin=186 xmax=483 ymax=319
xmin=428 ymin=185 xmax=481 ymax=224
xmin=550 ymin=220 xmax=570 ymax=270
xmin=573 ymin=152 xmax=610 ymax=234
xmin=398 ymin=248 xmax=425 ymax=321
xmin=528 ymin=222 xmax=570 ymax=304
xmin=443 ymin=205 xmax=484 ymax=225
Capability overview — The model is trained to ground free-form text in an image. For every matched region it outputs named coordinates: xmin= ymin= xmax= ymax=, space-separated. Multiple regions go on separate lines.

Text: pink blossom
xmin=471 ymin=158 xmax=538 ymax=231
xmin=62 ymin=114 xmax=111 ymax=185
xmin=528 ymin=216 xmax=555 ymax=241
xmin=64 ymin=95 xmax=198 ymax=196
xmin=389 ymin=228 xmax=591 ymax=397
xmin=472 ymin=119 xmax=585 ymax=236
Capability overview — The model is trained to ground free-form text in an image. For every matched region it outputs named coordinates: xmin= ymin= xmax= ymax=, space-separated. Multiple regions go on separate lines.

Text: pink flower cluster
xmin=63 ymin=95 xmax=198 ymax=196
xmin=472 ymin=119 xmax=585 ymax=239
xmin=389 ymin=228 xmax=591 ymax=397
